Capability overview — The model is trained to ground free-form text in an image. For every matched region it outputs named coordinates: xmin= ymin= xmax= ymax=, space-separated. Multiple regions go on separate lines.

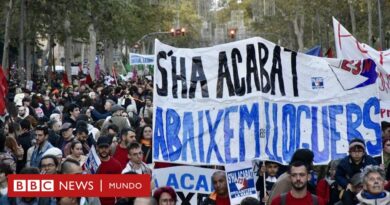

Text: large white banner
xmin=333 ymin=17 xmax=390 ymax=121
xmin=153 ymin=37 xmax=381 ymax=166
xmin=153 ymin=166 xmax=215 ymax=205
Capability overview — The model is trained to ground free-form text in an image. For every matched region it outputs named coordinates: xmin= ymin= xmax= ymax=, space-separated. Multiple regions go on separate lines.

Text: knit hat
xmin=349 ymin=138 xmax=365 ymax=150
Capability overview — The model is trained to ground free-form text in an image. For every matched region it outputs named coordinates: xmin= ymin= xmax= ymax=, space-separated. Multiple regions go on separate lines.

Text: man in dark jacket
xmin=335 ymin=138 xmax=378 ymax=204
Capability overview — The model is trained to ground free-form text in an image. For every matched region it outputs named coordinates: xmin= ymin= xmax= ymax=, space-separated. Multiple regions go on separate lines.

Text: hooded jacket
xmin=356 ymin=190 xmax=390 ymax=205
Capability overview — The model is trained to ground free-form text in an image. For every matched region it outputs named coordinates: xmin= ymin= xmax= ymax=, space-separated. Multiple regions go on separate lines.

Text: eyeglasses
xmin=41 ymin=163 xmax=56 ymax=169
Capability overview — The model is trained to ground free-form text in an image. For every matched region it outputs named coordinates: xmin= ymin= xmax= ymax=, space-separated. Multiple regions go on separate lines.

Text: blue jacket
xmin=30 ymin=141 xmax=53 ymax=168
xmin=335 ymin=154 xmax=378 ymax=189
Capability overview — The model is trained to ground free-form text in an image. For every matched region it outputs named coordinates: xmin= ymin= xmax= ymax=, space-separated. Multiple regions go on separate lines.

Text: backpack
xmin=280 ymin=192 xmax=318 ymax=205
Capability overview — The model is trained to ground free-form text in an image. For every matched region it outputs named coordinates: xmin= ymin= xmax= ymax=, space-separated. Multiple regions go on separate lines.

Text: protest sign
xmin=130 ymin=53 xmax=154 ymax=65
xmin=226 ymin=161 xmax=257 ymax=204
xmin=84 ymin=146 xmax=101 ymax=174
xmin=153 ymin=37 xmax=381 ymax=166
xmin=153 ymin=166 xmax=215 ymax=205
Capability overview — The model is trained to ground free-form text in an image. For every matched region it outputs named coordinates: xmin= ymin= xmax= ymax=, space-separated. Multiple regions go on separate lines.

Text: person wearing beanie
xmin=268 ymin=149 xmax=316 ymax=204
xmin=335 ymin=138 xmax=378 ymax=205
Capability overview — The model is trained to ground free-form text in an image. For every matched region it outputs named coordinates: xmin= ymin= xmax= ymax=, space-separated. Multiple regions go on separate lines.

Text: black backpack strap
xmin=280 ymin=193 xmax=287 ymax=205
xmin=311 ymin=194 xmax=318 ymax=205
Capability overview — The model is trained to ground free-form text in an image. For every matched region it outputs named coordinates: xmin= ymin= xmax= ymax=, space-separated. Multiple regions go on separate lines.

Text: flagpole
xmin=112 ymin=66 xmax=118 ymax=86
xmin=263 ymin=161 xmax=267 ymax=200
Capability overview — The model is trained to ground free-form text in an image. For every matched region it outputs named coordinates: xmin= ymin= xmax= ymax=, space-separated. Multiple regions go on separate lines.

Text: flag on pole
xmin=0 ymin=65 xmax=8 ymax=115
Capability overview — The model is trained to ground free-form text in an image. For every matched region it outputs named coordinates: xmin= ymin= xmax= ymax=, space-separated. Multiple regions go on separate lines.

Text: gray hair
xmin=211 ymin=170 xmax=226 ymax=181
xmin=361 ymin=165 xmax=386 ymax=185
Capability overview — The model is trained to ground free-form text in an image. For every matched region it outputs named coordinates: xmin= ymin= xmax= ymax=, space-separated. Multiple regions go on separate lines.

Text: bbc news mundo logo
xmin=14 ymin=180 xmax=54 ymax=192
xmin=8 ymin=174 xmax=150 ymax=197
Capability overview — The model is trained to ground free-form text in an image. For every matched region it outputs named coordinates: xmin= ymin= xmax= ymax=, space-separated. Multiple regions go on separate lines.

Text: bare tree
xmin=367 ymin=0 xmax=373 ymax=46
xmin=88 ymin=24 xmax=97 ymax=80
xmin=2 ymin=0 xmax=13 ymax=76
xmin=18 ymin=0 xmax=26 ymax=83
xmin=293 ymin=14 xmax=305 ymax=51
xmin=348 ymin=0 xmax=356 ymax=35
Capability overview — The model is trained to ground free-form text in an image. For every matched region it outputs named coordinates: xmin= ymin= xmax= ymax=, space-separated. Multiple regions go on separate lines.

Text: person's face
xmin=53 ymin=122 xmax=62 ymax=132
xmin=97 ymin=146 xmax=110 ymax=160
xmin=137 ymin=87 xmax=143 ymax=94
xmin=44 ymin=98 xmax=50 ymax=106
xmin=384 ymin=140 xmax=390 ymax=154
xmin=70 ymin=108 xmax=80 ymax=118
xmin=349 ymin=147 xmax=365 ymax=162
xmin=58 ymin=197 xmax=78 ymax=205
xmin=40 ymin=158 xmax=57 ymax=174
xmin=145 ymin=99 xmax=152 ymax=107
xmin=212 ymin=173 xmax=228 ymax=196
xmin=104 ymin=102 xmax=112 ymax=111
xmin=77 ymin=132 xmax=88 ymax=142
xmin=383 ymin=127 xmax=390 ymax=138
xmin=364 ymin=172 xmax=385 ymax=195
xmin=290 ymin=165 xmax=309 ymax=191
xmin=18 ymin=107 xmax=26 ymax=116
xmin=4 ymin=124 xmax=9 ymax=135
xmin=124 ymin=131 xmax=136 ymax=144
xmin=108 ymin=129 xmax=117 ymax=136
xmin=90 ymin=92 xmax=96 ymax=100
xmin=266 ymin=163 xmax=279 ymax=177
xmin=129 ymin=148 xmax=143 ymax=164
xmin=159 ymin=192 xmax=175 ymax=205
xmin=0 ymin=172 xmax=7 ymax=184
xmin=72 ymin=143 xmax=83 ymax=157
xmin=62 ymin=128 xmax=73 ymax=139
xmin=329 ymin=167 xmax=337 ymax=180
xmin=35 ymin=130 xmax=47 ymax=146
xmin=143 ymin=127 xmax=152 ymax=140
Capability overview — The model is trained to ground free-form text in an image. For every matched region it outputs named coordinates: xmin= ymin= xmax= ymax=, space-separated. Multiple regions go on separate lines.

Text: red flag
xmin=62 ymin=72 xmax=70 ymax=87
xmin=85 ymin=74 xmax=92 ymax=84
xmin=325 ymin=48 xmax=334 ymax=58
xmin=0 ymin=86 xmax=6 ymax=115
xmin=0 ymin=65 xmax=8 ymax=95
xmin=0 ymin=65 xmax=7 ymax=115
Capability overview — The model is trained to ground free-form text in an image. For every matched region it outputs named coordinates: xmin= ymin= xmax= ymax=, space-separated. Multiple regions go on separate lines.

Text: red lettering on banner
xmin=380 ymin=109 xmax=390 ymax=118
xmin=8 ymin=174 xmax=150 ymax=197
xmin=379 ymin=72 xmax=390 ymax=93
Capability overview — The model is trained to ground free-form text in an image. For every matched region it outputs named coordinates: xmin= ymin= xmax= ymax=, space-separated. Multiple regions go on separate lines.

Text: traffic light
xmin=170 ymin=27 xmax=186 ymax=36
xmin=229 ymin=28 xmax=236 ymax=39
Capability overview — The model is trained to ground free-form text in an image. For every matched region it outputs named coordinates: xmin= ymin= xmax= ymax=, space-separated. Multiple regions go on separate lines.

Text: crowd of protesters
xmin=0 ymin=74 xmax=389 ymax=205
